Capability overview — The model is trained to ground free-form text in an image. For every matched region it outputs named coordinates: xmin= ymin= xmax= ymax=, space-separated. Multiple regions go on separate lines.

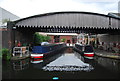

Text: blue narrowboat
xmin=30 ymin=43 xmax=66 ymax=59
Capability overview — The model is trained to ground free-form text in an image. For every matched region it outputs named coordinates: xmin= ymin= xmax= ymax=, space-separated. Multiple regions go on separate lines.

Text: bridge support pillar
xmin=7 ymin=21 xmax=15 ymax=50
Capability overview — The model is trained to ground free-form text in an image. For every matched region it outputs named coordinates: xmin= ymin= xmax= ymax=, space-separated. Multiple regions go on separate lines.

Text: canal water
xmin=2 ymin=47 xmax=120 ymax=80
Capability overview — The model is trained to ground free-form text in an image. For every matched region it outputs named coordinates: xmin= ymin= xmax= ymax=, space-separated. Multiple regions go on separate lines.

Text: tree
xmin=45 ymin=36 xmax=51 ymax=42
xmin=61 ymin=38 xmax=66 ymax=42
xmin=33 ymin=32 xmax=51 ymax=45
xmin=33 ymin=32 xmax=42 ymax=45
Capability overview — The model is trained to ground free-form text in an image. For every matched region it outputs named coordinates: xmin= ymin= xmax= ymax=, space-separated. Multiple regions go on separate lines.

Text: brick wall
xmin=48 ymin=35 xmax=77 ymax=44
xmin=48 ymin=35 xmax=54 ymax=43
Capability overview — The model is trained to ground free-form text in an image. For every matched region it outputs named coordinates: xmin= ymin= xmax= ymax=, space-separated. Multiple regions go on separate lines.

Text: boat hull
xmin=74 ymin=44 xmax=94 ymax=59
xmin=84 ymin=53 xmax=94 ymax=57
xmin=30 ymin=43 xmax=66 ymax=59
xmin=31 ymin=54 xmax=43 ymax=59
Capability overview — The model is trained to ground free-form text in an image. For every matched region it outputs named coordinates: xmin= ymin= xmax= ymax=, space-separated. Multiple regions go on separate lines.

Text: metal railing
xmin=12 ymin=46 xmax=29 ymax=57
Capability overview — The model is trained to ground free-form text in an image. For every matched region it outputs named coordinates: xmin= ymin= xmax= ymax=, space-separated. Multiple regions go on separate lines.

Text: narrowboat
xmin=74 ymin=44 xmax=94 ymax=59
xmin=30 ymin=43 xmax=66 ymax=59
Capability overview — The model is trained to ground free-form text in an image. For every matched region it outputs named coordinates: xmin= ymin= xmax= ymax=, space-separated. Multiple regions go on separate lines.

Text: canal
xmin=2 ymin=47 xmax=120 ymax=80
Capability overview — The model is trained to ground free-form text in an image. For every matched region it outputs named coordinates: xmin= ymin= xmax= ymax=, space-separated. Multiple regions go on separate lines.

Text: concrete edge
xmin=11 ymin=56 xmax=30 ymax=61
xmin=95 ymin=53 xmax=120 ymax=60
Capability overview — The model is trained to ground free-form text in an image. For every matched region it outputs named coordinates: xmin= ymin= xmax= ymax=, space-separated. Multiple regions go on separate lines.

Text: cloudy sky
xmin=0 ymin=0 xmax=119 ymax=18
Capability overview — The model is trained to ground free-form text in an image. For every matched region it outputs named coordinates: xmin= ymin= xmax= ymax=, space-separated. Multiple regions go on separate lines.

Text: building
xmin=0 ymin=7 xmax=20 ymax=48
xmin=46 ymin=33 xmax=77 ymax=44
xmin=0 ymin=7 xmax=20 ymax=27
xmin=38 ymin=32 xmax=77 ymax=46
xmin=118 ymin=1 xmax=120 ymax=13
xmin=108 ymin=13 xmax=120 ymax=18
xmin=96 ymin=13 xmax=120 ymax=52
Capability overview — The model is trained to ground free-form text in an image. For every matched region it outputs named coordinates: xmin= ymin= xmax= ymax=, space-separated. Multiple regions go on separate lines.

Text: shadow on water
xmin=2 ymin=47 xmax=120 ymax=79
xmin=94 ymin=55 xmax=120 ymax=73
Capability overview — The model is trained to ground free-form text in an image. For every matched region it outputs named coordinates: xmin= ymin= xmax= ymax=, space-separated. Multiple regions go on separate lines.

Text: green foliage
xmin=44 ymin=36 xmax=51 ymax=42
xmin=33 ymin=32 xmax=51 ymax=45
xmin=33 ymin=33 xmax=42 ymax=45
xmin=61 ymin=38 xmax=66 ymax=42
xmin=0 ymin=48 xmax=11 ymax=60
xmin=22 ymin=43 xmax=28 ymax=46
xmin=0 ymin=48 xmax=2 ymax=58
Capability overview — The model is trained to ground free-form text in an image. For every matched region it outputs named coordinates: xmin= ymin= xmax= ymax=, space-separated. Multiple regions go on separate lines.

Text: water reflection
xmin=31 ymin=49 xmax=64 ymax=70
xmin=12 ymin=58 xmax=30 ymax=71
xmin=2 ymin=48 xmax=120 ymax=79
xmin=94 ymin=56 xmax=120 ymax=73
xmin=31 ymin=59 xmax=43 ymax=64
xmin=65 ymin=47 xmax=74 ymax=53
xmin=11 ymin=47 xmax=120 ymax=73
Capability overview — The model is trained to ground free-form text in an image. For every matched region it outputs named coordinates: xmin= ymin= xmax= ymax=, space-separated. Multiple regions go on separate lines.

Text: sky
xmin=0 ymin=0 xmax=120 ymax=18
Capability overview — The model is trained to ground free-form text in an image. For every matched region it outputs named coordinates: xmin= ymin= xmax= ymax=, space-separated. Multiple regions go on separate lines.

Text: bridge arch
xmin=7 ymin=11 xmax=120 ymax=49
xmin=13 ymin=11 xmax=120 ymax=33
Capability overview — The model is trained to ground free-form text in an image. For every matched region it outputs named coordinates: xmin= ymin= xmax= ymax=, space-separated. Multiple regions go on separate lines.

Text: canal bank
xmin=94 ymin=49 xmax=120 ymax=60
xmin=11 ymin=54 xmax=30 ymax=60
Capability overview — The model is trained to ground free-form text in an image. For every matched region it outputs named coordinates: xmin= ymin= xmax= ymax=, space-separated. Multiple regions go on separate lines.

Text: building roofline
xmin=108 ymin=13 xmax=120 ymax=19
xmin=13 ymin=11 xmax=120 ymax=24
xmin=0 ymin=7 xmax=20 ymax=19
